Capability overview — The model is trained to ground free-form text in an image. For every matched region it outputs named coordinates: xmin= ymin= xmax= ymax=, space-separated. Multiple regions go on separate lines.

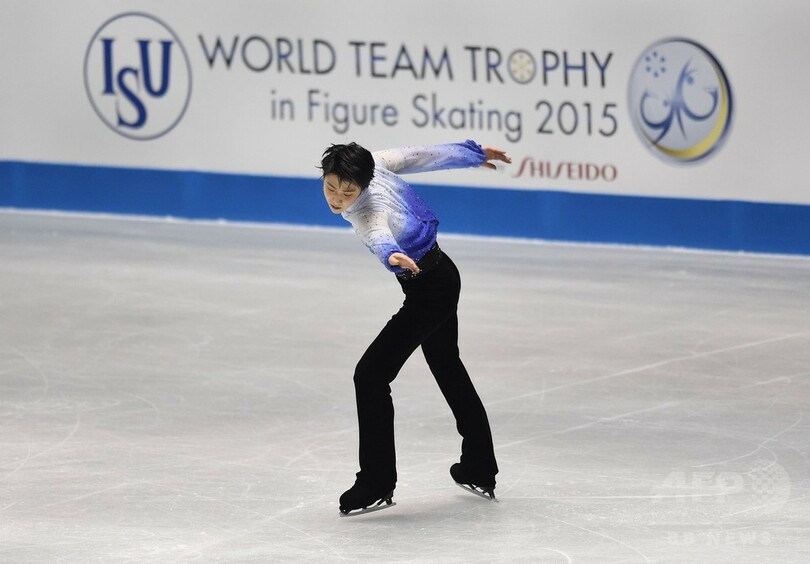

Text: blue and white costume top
xmin=341 ymin=140 xmax=486 ymax=273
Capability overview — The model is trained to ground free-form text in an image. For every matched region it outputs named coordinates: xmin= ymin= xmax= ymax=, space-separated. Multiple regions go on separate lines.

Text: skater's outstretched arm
xmin=373 ymin=140 xmax=511 ymax=175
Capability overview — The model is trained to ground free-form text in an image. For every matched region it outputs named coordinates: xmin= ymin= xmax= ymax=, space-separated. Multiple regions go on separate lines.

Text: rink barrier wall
xmin=2 ymin=160 xmax=810 ymax=256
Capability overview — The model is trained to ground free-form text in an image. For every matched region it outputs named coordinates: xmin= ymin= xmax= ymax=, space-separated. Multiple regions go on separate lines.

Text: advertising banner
xmin=1 ymin=1 xmax=809 ymax=252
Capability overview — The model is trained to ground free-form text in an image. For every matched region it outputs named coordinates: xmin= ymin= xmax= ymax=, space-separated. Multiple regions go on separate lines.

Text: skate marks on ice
xmin=495 ymin=331 xmax=810 ymax=451
xmin=2 ymin=213 xmax=809 ymax=562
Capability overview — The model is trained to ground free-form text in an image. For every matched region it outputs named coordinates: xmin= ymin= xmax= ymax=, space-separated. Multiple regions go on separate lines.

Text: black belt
xmin=396 ymin=243 xmax=444 ymax=280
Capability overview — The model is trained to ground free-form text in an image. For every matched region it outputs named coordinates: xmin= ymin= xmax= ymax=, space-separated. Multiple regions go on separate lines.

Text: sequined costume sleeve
xmin=341 ymin=140 xmax=486 ymax=273
xmin=372 ymin=139 xmax=486 ymax=175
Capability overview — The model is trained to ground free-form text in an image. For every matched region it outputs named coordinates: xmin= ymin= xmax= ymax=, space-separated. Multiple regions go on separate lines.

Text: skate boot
xmin=338 ymin=481 xmax=396 ymax=516
xmin=450 ymin=463 xmax=497 ymax=501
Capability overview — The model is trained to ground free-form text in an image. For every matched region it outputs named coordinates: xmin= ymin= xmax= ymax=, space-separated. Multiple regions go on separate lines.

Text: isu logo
xmin=83 ymin=12 xmax=192 ymax=140
xmin=628 ymin=38 xmax=732 ymax=163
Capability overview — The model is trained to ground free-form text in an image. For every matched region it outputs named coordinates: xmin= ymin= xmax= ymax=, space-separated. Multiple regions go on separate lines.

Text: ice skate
xmin=451 ymin=463 xmax=498 ymax=502
xmin=338 ymin=481 xmax=396 ymax=517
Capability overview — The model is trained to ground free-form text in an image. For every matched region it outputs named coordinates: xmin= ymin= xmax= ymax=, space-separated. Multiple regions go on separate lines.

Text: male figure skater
xmin=319 ymin=140 xmax=510 ymax=516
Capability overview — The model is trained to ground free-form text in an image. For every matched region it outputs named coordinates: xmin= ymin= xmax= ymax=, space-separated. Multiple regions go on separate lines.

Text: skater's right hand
xmin=389 ymin=252 xmax=420 ymax=274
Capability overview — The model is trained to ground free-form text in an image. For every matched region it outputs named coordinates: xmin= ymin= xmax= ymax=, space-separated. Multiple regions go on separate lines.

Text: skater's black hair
xmin=319 ymin=142 xmax=375 ymax=190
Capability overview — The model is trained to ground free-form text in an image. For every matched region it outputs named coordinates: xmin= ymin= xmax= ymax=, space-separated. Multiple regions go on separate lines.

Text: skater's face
xmin=323 ymin=174 xmax=362 ymax=214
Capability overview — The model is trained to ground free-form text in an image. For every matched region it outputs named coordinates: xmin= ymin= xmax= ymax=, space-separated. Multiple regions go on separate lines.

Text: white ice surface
xmin=1 ymin=211 xmax=808 ymax=563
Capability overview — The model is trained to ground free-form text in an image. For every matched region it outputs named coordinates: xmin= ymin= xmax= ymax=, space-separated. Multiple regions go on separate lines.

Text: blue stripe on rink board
xmin=2 ymin=160 xmax=810 ymax=256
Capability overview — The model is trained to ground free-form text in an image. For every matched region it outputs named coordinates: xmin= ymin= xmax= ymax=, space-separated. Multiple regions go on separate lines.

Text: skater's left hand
xmin=389 ymin=252 xmax=420 ymax=274
xmin=480 ymin=146 xmax=512 ymax=169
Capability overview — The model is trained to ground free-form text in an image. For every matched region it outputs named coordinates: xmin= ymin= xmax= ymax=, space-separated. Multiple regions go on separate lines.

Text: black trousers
xmin=352 ymin=248 xmax=498 ymax=492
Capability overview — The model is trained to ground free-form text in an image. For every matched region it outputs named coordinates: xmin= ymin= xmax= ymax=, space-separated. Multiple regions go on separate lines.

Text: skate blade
xmin=456 ymin=482 xmax=498 ymax=502
xmin=339 ymin=499 xmax=396 ymax=517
